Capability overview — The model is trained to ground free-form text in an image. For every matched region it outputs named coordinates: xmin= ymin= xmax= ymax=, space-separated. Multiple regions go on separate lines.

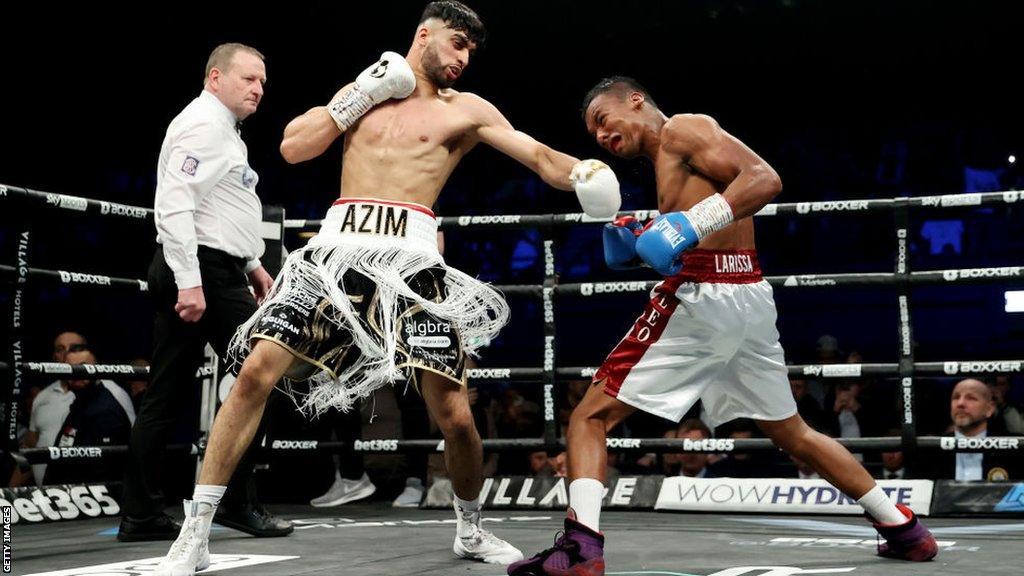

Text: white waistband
xmin=308 ymin=200 xmax=439 ymax=254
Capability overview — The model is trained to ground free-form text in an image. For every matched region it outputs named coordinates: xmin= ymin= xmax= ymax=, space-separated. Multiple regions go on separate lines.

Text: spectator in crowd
xmin=492 ymin=387 xmax=543 ymax=475
xmin=309 ymin=404 xmax=376 ymax=507
xmin=816 ymin=334 xmax=842 ymax=365
xmin=825 ymin=381 xmax=865 ymax=443
xmin=558 ymin=380 xmax=590 ymax=430
xmin=551 ymin=452 xmax=568 ymax=478
xmin=930 ymin=378 xmax=1022 ymax=481
xmin=789 ymin=454 xmax=820 ymax=480
xmin=44 ymin=348 xmax=134 ymax=484
xmin=879 ymin=428 xmax=907 ymax=480
xmin=800 ymin=334 xmax=843 ymax=407
xmin=126 ymin=358 xmax=151 ymax=413
xmin=707 ymin=420 xmax=774 ymax=478
xmin=673 ymin=419 xmax=713 ymax=478
xmin=525 ymin=451 xmax=568 ymax=477
xmin=790 ymin=377 xmax=825 ymax=430
xmin=990 ymin=376 xmax=1024 ymax=434
xmin=22 ymin=331 xmax=88 ymax=485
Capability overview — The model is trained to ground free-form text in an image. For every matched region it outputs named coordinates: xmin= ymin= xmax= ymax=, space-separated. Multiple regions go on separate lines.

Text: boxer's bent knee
xmin=438 ymin=411 xmax=477 ymax=443
xmin=233 ymin=339 xmax=292 ymax=401
xmin=570 ymin=378 xmax=635 ymax=432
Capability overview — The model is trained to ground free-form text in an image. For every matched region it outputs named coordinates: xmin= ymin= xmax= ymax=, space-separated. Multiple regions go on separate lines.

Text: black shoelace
xmin=528 ymin=531 xmax=583 ymax=564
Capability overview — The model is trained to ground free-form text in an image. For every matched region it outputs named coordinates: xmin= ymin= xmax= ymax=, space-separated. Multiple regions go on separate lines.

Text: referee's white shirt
xmin=154 ymin=90 xmax=263 ymax=289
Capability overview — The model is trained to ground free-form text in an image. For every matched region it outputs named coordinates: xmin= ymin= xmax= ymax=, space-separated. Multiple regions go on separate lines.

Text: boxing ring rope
xmin=3 ymin=182 xmax=1023 ymax=474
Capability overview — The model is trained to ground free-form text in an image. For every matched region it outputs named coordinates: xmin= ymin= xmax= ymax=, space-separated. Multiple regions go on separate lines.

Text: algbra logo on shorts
xmin=404 ymin=318 xmax=452 ymax=348
xmin=354 ymin=439 xmax=399 ymax=452
xmin=271 ymin=440 xmax=319 ymax=450
xmin=944 ymin=361 xmax=1023 ymax=375
xmin=48 ymin=446 xmax=103 ymax=460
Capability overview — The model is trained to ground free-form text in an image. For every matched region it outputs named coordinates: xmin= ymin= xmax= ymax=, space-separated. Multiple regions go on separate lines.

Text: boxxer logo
xmin=467 ymin=369 xmax=511 ymax=379
xmin=271 ymin=440 xmax=318 ymax=450
xmin=457 ymin=215 xmax=522 ymax=226
xmin=606 ymin=438 xmax=641 ymax=449
xmin=100 ymin=201 xmax=149 ymax=218
xmin=49 ymin=446 xmax=103 ymax=459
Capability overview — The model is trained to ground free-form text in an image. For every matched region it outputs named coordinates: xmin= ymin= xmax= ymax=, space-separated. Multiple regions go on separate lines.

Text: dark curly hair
xmin=419 ymin=1 xmax=486 ymax=47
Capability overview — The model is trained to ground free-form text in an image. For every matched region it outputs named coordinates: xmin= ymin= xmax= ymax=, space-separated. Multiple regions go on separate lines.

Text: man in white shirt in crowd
xmin=119 ymin=42 xmax=290 ymax=542
xmin=933 ymin=378 xmax=1021 ymax=482
xmin=21 ymin=331 xmax=87 ymax=486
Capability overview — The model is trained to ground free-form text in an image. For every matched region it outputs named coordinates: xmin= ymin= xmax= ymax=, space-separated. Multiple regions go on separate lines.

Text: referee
xmin=118 ymin=43 xmax=291 ymax=541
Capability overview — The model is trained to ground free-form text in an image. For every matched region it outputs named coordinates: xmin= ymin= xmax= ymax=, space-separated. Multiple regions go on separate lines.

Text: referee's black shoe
xmin=214 ymin=501 xmax=293 ymax=537
xmin=117 ymin=513 xmax=182 ymax=542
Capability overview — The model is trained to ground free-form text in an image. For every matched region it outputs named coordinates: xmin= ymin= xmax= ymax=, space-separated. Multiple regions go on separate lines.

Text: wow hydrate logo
xmin=657 ymin=478 xmax=931 ymax=514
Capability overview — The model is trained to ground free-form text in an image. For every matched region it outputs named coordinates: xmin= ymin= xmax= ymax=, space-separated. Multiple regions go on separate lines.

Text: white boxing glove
xmin=570 ymin=159 xmax=621 ymax=218
xmin=328 ymin=51 xmax=416 ymax=132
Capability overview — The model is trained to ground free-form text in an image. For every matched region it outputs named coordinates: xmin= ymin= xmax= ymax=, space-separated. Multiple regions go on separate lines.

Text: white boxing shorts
xmin=595 ymin=249 xmax=797 ymax=426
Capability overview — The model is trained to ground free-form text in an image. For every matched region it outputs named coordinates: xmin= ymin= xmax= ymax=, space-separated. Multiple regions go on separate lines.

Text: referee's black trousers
xmin=123 ymin=246 xmax=269 ymax=519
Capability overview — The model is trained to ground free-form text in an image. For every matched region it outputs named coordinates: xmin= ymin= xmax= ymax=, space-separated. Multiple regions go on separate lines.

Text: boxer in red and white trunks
xmin=510 ymin=77 xmax=937 ymax=576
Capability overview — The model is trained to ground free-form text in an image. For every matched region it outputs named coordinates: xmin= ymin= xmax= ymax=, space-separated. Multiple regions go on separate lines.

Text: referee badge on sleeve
xmin=181 ymin=156 xmax=200 ymax=176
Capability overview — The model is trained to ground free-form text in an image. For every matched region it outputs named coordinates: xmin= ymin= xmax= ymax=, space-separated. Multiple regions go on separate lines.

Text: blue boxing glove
xmin=635 ymin=212 xmax=700 ymax=275
xmin=602 ymin=215 xmax=645 ymax=270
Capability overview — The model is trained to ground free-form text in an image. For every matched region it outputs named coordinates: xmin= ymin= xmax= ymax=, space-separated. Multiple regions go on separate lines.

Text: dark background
xmin=1 ymin=1 xmax=1022 ymax=408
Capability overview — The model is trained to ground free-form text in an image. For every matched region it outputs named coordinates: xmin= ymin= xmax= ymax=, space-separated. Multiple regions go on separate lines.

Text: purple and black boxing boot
xmin=508 ymin=509 xmax=605 ymax=576
xmin=873 ymin=503 xmax=938 ymax=561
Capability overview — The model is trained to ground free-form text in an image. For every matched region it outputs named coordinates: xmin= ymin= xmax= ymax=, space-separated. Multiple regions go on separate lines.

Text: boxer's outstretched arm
xmin=280 ymin=83 xmax=356 ymax=164
xmin=662 ymin=114 xmax=782 ymax=218
xmin=467 ymin=94 xmax=578 ymax=191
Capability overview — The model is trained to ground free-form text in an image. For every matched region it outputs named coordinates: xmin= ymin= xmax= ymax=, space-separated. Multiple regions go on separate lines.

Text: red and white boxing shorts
xmin=595 ymin=249 xmax=797 ymax=426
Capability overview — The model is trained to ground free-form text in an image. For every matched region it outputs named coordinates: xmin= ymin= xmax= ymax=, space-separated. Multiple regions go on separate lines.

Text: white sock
xmin=192 ymin=484 xmax=227 ymax=508
xmin=857 ymin=485 xmax=905 ymax=524
xmin=454 ymin=494 xmax=481 ymax=513
xmin=454 ymin=494 xmax=481 ymax=537
xmin=569 ymin=478 xmax=604 ymax=532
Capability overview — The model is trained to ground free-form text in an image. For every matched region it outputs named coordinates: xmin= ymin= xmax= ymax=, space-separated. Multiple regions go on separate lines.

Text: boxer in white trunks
xmin=510 ymin=76 xmax=937 ymax=576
